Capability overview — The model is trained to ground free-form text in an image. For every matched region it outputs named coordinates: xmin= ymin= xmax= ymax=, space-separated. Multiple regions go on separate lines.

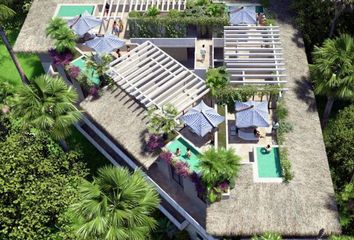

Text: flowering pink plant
xmin=146 ymin=135 xmax=164 ymax=152
xmin=48 ymin=48 xmax=73 ymax=65
xmin=218 ymin=181 xmax=229 ymax=193
xmin=174 ymin=161 xmax=190 ymax=177
xmin=67 ymin=66 xmax=81 ymax=79
xmin=159 ymin=151 xmax=173 ymax=164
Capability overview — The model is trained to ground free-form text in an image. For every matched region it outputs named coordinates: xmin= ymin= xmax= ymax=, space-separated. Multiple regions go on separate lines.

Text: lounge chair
xmin=238 ymin=130 xmax=259 ymax=141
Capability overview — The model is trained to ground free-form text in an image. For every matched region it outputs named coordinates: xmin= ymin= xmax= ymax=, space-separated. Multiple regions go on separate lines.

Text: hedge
xmin=128 ymin=16 xmax=229 ymax=38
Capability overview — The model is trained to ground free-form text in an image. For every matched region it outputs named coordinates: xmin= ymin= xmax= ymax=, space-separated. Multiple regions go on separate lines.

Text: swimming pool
xmin=166 ymin=136 xmax=200 ymax=173
xmin=253 ymin=146 xmax=282 ymax=182
xmin=71 ymin=56 xmax=100 ymax=85
xmin=55 ymin=4 xmax=96 ymax=18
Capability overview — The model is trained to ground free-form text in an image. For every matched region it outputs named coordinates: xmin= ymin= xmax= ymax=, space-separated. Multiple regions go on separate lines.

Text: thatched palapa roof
xmin=80 ymin=86 xmax=158 ymax=169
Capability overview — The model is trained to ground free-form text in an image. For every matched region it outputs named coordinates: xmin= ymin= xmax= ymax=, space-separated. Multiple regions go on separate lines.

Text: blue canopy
xmin=68 ymin=11 xmax=102 ymax=36
xmin=235 ymin=101 xmax=269 ymax=128
xmin=84 ymin=34 xmax=125 ymax=54
xmin=229 ymin=6 xmax=256 ymax=25
xmin=179 ymin=100 xmax=225 ymax=137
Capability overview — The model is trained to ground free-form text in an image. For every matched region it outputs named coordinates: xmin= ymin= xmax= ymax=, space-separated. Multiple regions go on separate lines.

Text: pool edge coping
xmin=253 ymin=145 xmax=283 ymax=183
xmin=53 ymin=3 xmax=98 ymax=19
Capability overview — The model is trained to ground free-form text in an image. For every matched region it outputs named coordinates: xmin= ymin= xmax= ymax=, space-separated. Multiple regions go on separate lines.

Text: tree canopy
xmin=324 ymin=104 xmax=354 ymax=186
xmin=0 ymin=131 xmax=88 ymax=240
xmin=68 ymin=166 xmax=160 ymax=240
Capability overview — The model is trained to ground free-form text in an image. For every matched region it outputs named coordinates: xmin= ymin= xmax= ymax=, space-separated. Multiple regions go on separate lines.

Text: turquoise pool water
xmin=56 ymin=5 xmax=95 ymax=18
xmin=256 ymin=147 xmax=282 ymax=178
xmin=71 ymin=57 xmax=100 ymax=85
xmin=167 ymin=137 xmax=200 ymax=173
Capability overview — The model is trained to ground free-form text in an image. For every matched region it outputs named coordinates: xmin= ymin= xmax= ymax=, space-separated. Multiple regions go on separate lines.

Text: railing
xmin=76 ymin=117 xmax=216 ymax=240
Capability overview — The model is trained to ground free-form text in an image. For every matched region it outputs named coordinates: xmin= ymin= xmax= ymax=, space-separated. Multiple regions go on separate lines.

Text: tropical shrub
xmin=324 ymin=104 xmax=354 ymax=187
xmin=68 ymin=166 xmax=159 ymax=240
xmin=205 ymin=67 xmax=229 ymax=96
xmin=252 ymin=232 xmax=282 ymax=240
xmin=168 ymin=9 xmax=180 ymax=18
xmin=147 ymin=104 xmax=179 ymax=135
xmin=0 ymin=131 xmax=88 ymax=239
xmin=145 ymin=6 xmax=160 ymax=17
xmin=279 ymin=148 xmax=293 ymax=182
xmin=336 ymin=182 xmax=354 ymax=234
xmin=67 ymin=65 xmax=80 ymax=79
xmin=206 ymin=3 xmax=224 ymax=17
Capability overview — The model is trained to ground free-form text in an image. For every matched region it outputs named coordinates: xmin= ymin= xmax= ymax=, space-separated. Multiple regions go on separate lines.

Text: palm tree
xmin=45 ymin=17 xmax=67 ymax=38
xmin=85 ymin=53 xmax=113 ymax=83
xmin=53 ymin=26 xmax=77 ymax=53
xmin=13 ymin=74 xmax=81 ymax=149
xmin=0 ymin=2 xmax=15 ymax=23
xmin=199 ymin=147 xmax=241 ymax=186
xmin=0 ymin=3 xmax=30 ymax=85
xmin=309 ymin=34 xmax=354 ymax=127
xmin=328 ymin=0 xmax=354 ymax=37
xmin=68 ymin=166 xmax=160 ymax=240
xmin=147 ymin=104 xmax=178 ymax=135
xmin=46 ymin=17 xmax=76 ymax=53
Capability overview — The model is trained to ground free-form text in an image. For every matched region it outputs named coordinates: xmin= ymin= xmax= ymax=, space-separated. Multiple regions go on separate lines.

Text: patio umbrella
xmin=179 ymin=100 xmax=225 ymax=137
xmin=84 ymin=34 xmax=125 ymax=54
xmin=68 ymin=10 xmax=102 ymax=36
xmin=230 ymin=6 xmax=256 ymax=25
xmin=235 ymin=101 xmax=269 ymax=128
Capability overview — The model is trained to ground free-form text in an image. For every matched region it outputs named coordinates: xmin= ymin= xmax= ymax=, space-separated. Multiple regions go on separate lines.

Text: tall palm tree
xmin=0 ymin=2 xmax=15 ymax=23
xmin=68 ymin=166 xmax=160 ymax=240
xmin=310 ymin=34 xmax=354 ymax=127
xmin=13 ymin=74 xmax=81 ymax=149
xmin=46 ymin=17 xmax=76 ymax=53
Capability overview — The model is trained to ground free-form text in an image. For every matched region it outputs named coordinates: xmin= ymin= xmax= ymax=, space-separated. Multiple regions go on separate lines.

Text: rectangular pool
xmin=254 ymin=146 xmax=282 ymax=182
xmin=71 ymin=56 xmax=100 ymax=85
xmin=166 ymin=136 xmax=200 ymax=173
xmin=55 ymin=5 xmax=96 ymax=18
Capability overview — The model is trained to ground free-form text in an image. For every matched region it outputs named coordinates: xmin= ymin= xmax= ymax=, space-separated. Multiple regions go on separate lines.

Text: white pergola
xmin=224 ymin=25 xmax=287 ymax=86
xmin=107 ymin=41 xmax=209 ymax=115
xmin=101 ymin=0 xmax=186 ymax=20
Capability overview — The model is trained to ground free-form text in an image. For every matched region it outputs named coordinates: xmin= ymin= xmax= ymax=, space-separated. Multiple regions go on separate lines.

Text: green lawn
xmin=0 ymin=29 xmax=44 ymax=87
xmin=217 ymin=104 xmax=227 ymax=149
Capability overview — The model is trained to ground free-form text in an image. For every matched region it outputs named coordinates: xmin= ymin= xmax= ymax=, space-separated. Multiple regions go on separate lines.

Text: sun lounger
xmin=238 ymin=130 xmax=259 ymax=141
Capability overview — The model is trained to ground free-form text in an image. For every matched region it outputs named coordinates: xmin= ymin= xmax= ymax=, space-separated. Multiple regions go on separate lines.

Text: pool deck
xmin=206 ymin=0 xmax=341 ymax=237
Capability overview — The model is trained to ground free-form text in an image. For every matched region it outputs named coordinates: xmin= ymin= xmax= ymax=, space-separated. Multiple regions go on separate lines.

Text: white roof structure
xmin=107 ymin=41 xmax=209 ymax=115
xmin=224 ymin=25 xmax=287 ymax=85
xmin=101 ymin=0 xmax=186 ymax=20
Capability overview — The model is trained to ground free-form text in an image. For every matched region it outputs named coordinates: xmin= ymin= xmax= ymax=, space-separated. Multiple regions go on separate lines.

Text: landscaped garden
xmin=128 ymin=0 xmax=229 ymax=38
